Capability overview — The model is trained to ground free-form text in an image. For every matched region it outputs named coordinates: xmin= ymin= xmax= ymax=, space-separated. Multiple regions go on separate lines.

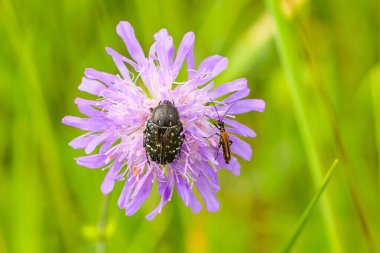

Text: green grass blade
xmin=265 ymin=0 xmax=342 ymax=252
xmin=300 ymin=14 xmax=377 ymax=252
xmin=369 ymin=64 xmax=380 ymax=246
xmin=281 ymin=159 xmax=339 ymax=253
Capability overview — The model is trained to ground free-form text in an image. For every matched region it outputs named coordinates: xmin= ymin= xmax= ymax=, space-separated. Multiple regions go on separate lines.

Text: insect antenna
xmin=209 ymin=98 xmax=221 ymax=122
xmin=220 ymin=102 xmax=237 ymax=120
xmin=205 ymin=114 xmax=220 ymax=129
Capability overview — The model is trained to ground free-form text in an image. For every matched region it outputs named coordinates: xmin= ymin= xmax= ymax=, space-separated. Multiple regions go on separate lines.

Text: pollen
xmin=132 ymin=166 xmax=140 ymax=177
xmin=106 ymin=154 xmax=114 ymax=163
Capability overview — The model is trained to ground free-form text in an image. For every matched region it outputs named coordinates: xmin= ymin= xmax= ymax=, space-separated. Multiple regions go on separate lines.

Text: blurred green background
xmin=0 ymin=0 xmax=379 ymax=252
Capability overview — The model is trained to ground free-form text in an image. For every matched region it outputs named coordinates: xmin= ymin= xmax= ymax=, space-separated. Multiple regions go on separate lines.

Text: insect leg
xmin=146 ymin=150 xmax=151 ymax=165
xmin=203 ymin=132 xmax=220 ymax=139
xmin=214 ymin=139 xmax=223 ymax=161
xmin=143 ymin=131 xmax=150 ymax=165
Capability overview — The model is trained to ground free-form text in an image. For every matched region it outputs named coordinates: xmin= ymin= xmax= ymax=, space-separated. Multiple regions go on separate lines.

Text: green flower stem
xmin=96 ymin=194 xmax=111 ymax=253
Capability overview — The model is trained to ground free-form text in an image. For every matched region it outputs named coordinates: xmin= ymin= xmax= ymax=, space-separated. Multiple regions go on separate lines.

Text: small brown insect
xmin=206 ymin=100 xmax=234 ymax=164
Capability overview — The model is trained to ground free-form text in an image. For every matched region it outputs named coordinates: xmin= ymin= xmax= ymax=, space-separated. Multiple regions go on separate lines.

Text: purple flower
xmin=63 ymin=21 xmax=265 ymax=220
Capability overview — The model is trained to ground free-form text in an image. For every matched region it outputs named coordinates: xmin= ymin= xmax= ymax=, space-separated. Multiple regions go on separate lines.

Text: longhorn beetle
xmin=205 ymin=99 xmax=235 ymax=164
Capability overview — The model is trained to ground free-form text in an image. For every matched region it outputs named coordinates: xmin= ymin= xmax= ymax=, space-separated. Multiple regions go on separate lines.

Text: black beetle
xmin=143 ymin=100 xmax=185 ymax=164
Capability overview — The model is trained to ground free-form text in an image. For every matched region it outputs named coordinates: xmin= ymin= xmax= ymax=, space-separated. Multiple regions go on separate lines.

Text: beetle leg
xmin=214 ymin=139 xmax=222 ymax=161
xmin=143 ymin=132 xmax=150 ymax=165
xmin=146 ymin=150 xmax=151 ymax=165
xmin=203 ymin=132 xmax=220 ymax=139
xmin=229 ymin=140 xmax=233 ymax=145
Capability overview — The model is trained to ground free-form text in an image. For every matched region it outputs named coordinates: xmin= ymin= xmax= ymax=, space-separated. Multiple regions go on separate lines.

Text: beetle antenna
xmin=205 ymin=114 xmax=220 ymax=129
xmin=209 ymin=98 xmax=221 ymax=122
xmin=221 ymin=102 xmax=236 ymax=120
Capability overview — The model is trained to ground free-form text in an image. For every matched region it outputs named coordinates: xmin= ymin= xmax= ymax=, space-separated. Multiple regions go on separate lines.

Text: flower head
xmin=63 ymin=21 xmax=265 ymax=220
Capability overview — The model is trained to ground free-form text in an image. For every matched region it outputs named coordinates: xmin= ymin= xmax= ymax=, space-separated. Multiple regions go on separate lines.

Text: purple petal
xmin=209 ymin=78 xmax=247 ymax=99
xmin=153 ymin=29 xmax=174 ymax=70
xmin=146 ymin=175 xmax=174 ymax=220
xmin=125 ymin=171 xmax=154 ymax=216
xmin=224 ymin=99 xmax=265 ymax=114
xmin=106 ymin=47 xmax=140 ymax=72
xmin=84 ymin=68 xmax=118 ymax=86
xmin=116 ymin=21 xmax=146 ymax=66
xmin=196 ymin=56 xmax=228 ymax=86
xmin=75 ymin=154 xmax=107 ymax=168
xmin=101 ymin=161 xmax=123 ymax=194
xmin=195 ymin=173 xmax=219 ymax=212
xmin=223 ymin=88 xmax=250 ymax=104
xmin=217 ymin=156 xmax=241 ymax=176
xmin=175 ymin=175 xmax=202 ymax=213
xmin=75 ymin=99 xmax=104 ymax=118
xmin=118 ymin=175 xmax=136 ymax=208
xmin=186 ymin=46 xmax=195 ymax=79
xmin=229 ymin=135 xmax=252 ymax=161
xmin=78 ymin=77 xmax=107 ymax=95
xmin=173 ymin=32 xmax=195 ymax=77
xmin=198 ymin=162 xmax=220 ymax=192
xmin=224 ymin=118 xmax=256 ymax=137
xmin=202 ymin=81 xmax=215 ymax=93
xmin=199 ymin=146 xmax=219 ymax=166
xmin=177 ymin=98 xmax=197 ymax=113
xmin=73 ymin=97 xmax=102 ymax=107
xmin=62 ymin=116 xmax=102 ymax=131
xmin=69 ymin=132 xmax=96 ymax=149
xmin=99 ymin=135 xmax=119 ymax=154
xmin=105 ymin=48 xmax=131 ymax=81
xmin=85 ymin=131 xmax=112 ymax=154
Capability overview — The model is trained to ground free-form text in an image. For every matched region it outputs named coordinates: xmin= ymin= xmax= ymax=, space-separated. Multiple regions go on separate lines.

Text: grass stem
xmin=265 ymin=1 xmax=343 ymax=251
xmin=281 ymin=159 xmax=339 ymax=253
